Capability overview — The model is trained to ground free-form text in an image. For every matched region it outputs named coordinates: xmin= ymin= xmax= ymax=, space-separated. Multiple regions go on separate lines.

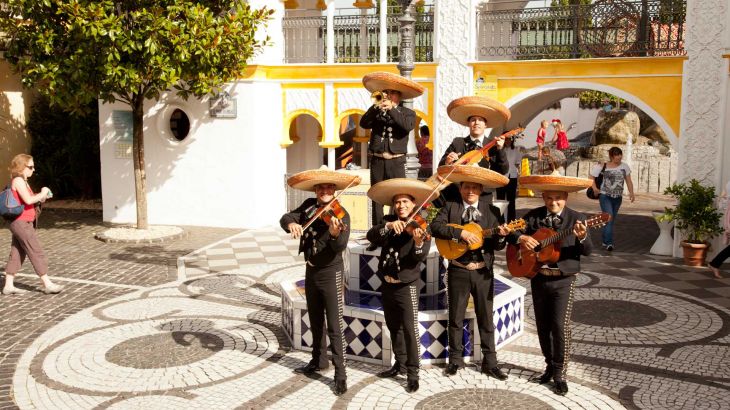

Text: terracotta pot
xmin=680 ymin=241 xmax=709 ymax=267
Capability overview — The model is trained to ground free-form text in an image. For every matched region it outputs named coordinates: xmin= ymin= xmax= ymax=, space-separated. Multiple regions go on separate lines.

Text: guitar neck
xmin=539 ymin=222 xmax=599 ymax=247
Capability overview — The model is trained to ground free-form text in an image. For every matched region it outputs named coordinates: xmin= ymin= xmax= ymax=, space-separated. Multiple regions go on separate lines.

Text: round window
xmin=169 ymin=109 xmax=190 ymax=141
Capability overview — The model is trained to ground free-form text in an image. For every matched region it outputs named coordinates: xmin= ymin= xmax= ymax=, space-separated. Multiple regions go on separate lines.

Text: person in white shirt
xmin=589 ymin=147 xmax=635 ymax=251
xmin=496 ymin=137 xmax=522 ymax=221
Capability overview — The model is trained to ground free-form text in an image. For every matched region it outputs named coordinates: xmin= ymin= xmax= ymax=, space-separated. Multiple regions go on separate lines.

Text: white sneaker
xmin=43 ymin=283 xmax=64 ymax=294
xmin=2 ymin=287 xmax=27 ymax=295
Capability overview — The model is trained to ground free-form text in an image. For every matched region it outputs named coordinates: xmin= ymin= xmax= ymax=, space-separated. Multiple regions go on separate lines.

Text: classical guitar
xmin=436 ymin=218 xmax=526 ymax=260
xmin=506 ymin=213 xmax=610 ymax=279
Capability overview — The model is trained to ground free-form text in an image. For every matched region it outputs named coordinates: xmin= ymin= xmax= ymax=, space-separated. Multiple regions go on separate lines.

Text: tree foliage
xmin=1 ymin=0 xmax=272 ymax=228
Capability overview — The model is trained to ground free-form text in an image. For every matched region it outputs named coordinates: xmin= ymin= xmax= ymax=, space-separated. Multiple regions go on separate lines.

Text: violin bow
xmin=301 ymin=177 xmax=359 ymax=231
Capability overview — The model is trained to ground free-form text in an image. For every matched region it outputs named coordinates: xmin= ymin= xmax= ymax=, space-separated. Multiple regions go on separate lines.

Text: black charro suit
xmin=280 ymin=198 xmax=351 ymax=382
xmin=507 ymin=205 xmax=593 ymax=382
xmin=360 ymin=105 xmax=416 ymax=225
xmin=436 ymin=136 xmax=509 ymax=205
xmin=430 ymin=198 xmax=506 ymax=368
xmin=367 ymin=215 xmax=431 ymax=381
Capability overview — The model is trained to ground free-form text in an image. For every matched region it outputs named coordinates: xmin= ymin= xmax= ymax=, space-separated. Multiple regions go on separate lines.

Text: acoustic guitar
xmin=505 ymin=213 xmax=610 ymax=279
xmin=436 ymin=218 xmax=526 ymax=260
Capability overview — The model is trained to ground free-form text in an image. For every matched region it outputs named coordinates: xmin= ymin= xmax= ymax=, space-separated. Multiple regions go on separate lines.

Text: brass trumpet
xmin=371 ymin=90 xmax=388 ymax=105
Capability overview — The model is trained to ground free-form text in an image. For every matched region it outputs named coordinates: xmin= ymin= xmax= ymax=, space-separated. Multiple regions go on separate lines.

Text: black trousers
xmin=496 ymin=177 xmax=518 ymax=222
xmin=447 ymin=267 xmax=497 ymax=367
xmin=305 ymin=264 xmax=346 ymax=381
xmin=369 ymin=155 xmax=406 ymax=225
xmin=530 ymin=274 xmax=577 ymax=381
xmin=709 ymin=243 xmax=730 ymax=268
xmin=382 ymin=281 xmax=420 ymax=380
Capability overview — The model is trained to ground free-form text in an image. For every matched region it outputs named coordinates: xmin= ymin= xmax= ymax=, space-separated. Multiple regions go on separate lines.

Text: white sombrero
xmin=368 ymin=178 xmax=436 ymax=206
xmin=287 ymin=166 xmax=362 ymax=192
xmin=362 ymin=72 xmax=425 ymax=100
xmin=437 ymin=165 xmax=509 ymax=189
xmin=447 ymin=96 xmax=511 ymax=128
xmin=518 ymin=175 xmax=593 ymax=193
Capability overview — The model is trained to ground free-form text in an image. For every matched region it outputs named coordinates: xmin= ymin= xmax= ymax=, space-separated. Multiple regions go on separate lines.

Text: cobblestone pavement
xmin=2 ymin=193 xmax=730 ymax=409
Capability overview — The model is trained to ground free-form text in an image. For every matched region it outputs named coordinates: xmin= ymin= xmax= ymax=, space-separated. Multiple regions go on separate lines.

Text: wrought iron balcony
xmin=476 ymin=0 xmax=686 ymax=60
xmin=282 ymin=6 xmax=433 ymax=64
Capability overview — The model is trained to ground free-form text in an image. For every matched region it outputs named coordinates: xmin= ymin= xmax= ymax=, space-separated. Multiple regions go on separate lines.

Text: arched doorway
xmin=286 ymin=113 xmax=323 ymax=175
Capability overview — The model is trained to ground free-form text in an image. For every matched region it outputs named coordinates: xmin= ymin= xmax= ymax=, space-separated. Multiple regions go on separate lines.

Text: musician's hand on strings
xmin=518 ymin=234 xmax=540 ymax=250
xmin=495 ymin=134 xmax=505 ymax=149
xmin=496 ymin=224 xmax=511 ymax=236
xmin=288 ymin=223 xmax=303 ymax=239
xmin=328 ymin=217 xmax=344 ymax=237
xmin=460 ymin=229 xmax=480 ymax=245
xmin=387 ymin=220 xmax=407 ymax=235
xmin=412 ymin=228 xmax=426 ymax=247
xmin=573 ymin=221 xmax=587 ymax=240
xmin=445 ymin=152 xmax=460 ymax=165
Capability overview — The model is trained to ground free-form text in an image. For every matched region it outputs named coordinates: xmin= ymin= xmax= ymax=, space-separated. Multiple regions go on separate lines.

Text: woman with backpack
xmin=2 ymin=154 xmax=63 ymax=295
xmin=589 ymin=147 xmax=635 ymax=251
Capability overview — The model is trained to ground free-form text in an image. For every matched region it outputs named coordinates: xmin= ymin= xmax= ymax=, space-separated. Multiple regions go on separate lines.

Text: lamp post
xmin=396 ymin=0 xmax=420 ymax=179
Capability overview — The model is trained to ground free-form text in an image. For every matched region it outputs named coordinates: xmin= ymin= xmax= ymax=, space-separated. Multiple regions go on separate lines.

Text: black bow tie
xmin=544 ymin=213 xmax=562 ymax=228
xmin=462 ymin=206 xmax=480 ymax=223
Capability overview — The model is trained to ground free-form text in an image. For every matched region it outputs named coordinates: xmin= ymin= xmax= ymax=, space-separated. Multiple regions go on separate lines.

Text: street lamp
xmin=396 ymin=0 xmax=420 ymax=179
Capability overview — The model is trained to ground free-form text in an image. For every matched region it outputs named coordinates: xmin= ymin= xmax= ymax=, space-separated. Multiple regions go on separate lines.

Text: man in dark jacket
xmin=280 ymin=168 xmax=360 ymax=396
xmin=361 ymin=72 xmax=423 ymax=226
xmin=366 ymin=178 xmax=434 ymax=393
xmin=429 ymin=166 xmax=511 ymax=380
xmin=507 ymin=176 xmax=594 ymax=396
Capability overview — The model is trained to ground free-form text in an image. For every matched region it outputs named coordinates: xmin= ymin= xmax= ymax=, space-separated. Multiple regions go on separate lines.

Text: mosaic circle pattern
xmin=415 ymin=388 xmax=551 ymax=409
xmin=572 ymin=299 xmax=666 ymax=327
xmin=106 ymin=331 xmax=224 ymax=369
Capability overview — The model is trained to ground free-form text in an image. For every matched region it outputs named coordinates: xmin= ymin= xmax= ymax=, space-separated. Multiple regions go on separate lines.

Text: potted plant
xmin=660 ymin=179 xmax=724 ymax=266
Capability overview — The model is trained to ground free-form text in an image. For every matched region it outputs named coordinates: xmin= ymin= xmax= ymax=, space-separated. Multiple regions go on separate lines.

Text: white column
xmin=359 ymin=8 xmax=368 ymax=63
xmin=326 ymin=0 xmax=336 ymax=64
xmin=434 ymin=0 xmax=473 ymax=163
xmin=379 ymin=0 xmax=387 ymax=63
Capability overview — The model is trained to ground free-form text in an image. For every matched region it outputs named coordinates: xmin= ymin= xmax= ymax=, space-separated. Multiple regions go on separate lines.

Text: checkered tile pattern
xmin=282 ymin=294 xmax=293 ymax=339
xmin=343 ymin=317 xmax=383 ymax=360
xmin=358 ymin=255 xmax=382 ymax=292
xmin=419 ymin=319 xmax=473 ymax=360
xmin=351 ymin=250 xmax=443 ymax=296
xmin=494 ymin=297 xmax=523 ymax=346
xmin=301 ymin=310 xmax=313 ymax=348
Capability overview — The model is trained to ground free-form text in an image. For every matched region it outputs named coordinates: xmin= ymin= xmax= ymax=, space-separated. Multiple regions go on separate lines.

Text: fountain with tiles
xmin=280 ymin=240 xmax=526 ymax=366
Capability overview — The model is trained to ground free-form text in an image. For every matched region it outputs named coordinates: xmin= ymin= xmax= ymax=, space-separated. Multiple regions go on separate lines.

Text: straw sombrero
xmin=518 ymin=175 xmax=592 ymax=193
xmin=362 ymin=72 xmax=425 ymax=100
xmin=287 ymin=166 xmax=362 ymax=192
xmin=368 ymin=178 xmax=435 ymax=206
xmin=447 ymin=96 xmax=511 ymax=128
xmin=436 ymin=165 xmax=509 ymax=189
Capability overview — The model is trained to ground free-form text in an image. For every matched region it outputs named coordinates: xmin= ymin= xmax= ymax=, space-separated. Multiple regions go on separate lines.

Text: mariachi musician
xmin=280 ymin=166 xmax=360 ymax=396
xmin=366 ymin=178 xmax=434 ymax=393
xmin=429 ymin=165 xmax=511 ymax=379
xmin=360 ymin=71 xmax=424 ymax=226
xmin=506 ymin=174 xmax=593 ymax=396
xmin=435 ymin=96 xmax=511 ymax=204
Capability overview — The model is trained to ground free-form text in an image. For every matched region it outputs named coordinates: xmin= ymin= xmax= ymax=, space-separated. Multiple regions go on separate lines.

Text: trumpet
xmin=371 ymin=90 xmax=389 ymax=105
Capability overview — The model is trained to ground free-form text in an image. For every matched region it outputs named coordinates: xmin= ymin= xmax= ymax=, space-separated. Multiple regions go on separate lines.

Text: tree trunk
xmin=132 ymin=94 xmax=148 ymax=229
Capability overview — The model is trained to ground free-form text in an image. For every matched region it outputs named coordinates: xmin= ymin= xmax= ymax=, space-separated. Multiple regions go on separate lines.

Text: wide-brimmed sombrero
xmin=518 ymin=175 xmax=592 ymax=193
xmin=287 ymin=166 xmax=362 ymax=192
xmin=362 ymin=72 xmax=425 ymax=100
xmin=447 ymin=96 xmax=511 ymax=128
xmin=436 ymin=165 xmax=509 ymax=189
xmin=368 ymin=178 xmax=436 ymax=206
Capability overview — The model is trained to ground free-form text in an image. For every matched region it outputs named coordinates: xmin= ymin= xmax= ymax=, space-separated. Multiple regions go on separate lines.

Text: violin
xmin=304 ymin=199 xmax=348 ymax=231
xmin=404 ymin=213 xmax=431 ymax=241
xmin=456 ymin=127 xmax=525 ymax=166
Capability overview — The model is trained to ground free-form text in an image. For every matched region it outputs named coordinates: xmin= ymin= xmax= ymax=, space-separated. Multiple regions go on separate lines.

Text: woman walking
xmin=589 ymin=147 xmax=635 ymax=251
xmin=2 ymin=154 xmax=63 ymax=295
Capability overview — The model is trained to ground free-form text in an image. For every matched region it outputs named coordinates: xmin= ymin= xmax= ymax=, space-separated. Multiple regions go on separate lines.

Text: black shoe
xmin=377 ymin=365 xmax=405 ymax=378
xmin=406 ymin=379 xmax=419 ymax=393
xmin=334 ymin=379 xmax=347 ymax=395
xmin=294 ymin=363 xmax=323 ymax=375
xmin=554 ymin=380 xmax=569 ymax=396
xmin=445 ymin=363 xmax=460 ymax=376
xmin=529 ymin=368 xmax=554 ymax=384
xmin=365 ymin=243 xmax=378 ymax=252
xmin=481 ymin=365 xmax=508 ymax=381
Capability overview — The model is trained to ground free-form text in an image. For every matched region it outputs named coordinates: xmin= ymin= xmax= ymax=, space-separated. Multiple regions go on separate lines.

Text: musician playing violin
xmin=366 ymin=178 xmax=433 ymax=394
xmin=436 ymin=96 xmax=512 ymax=204
xmin=281 ymin=167 xmax=360 ymax=396
xmin=506 ymin=176 xmax=593 ymax=397
xmin=429 ymin=166 xmax=512 ymax=380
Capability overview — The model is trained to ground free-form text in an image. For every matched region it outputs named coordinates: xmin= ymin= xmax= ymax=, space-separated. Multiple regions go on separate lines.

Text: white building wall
xmin=99 ymin=81 xmax=286 ymax=229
